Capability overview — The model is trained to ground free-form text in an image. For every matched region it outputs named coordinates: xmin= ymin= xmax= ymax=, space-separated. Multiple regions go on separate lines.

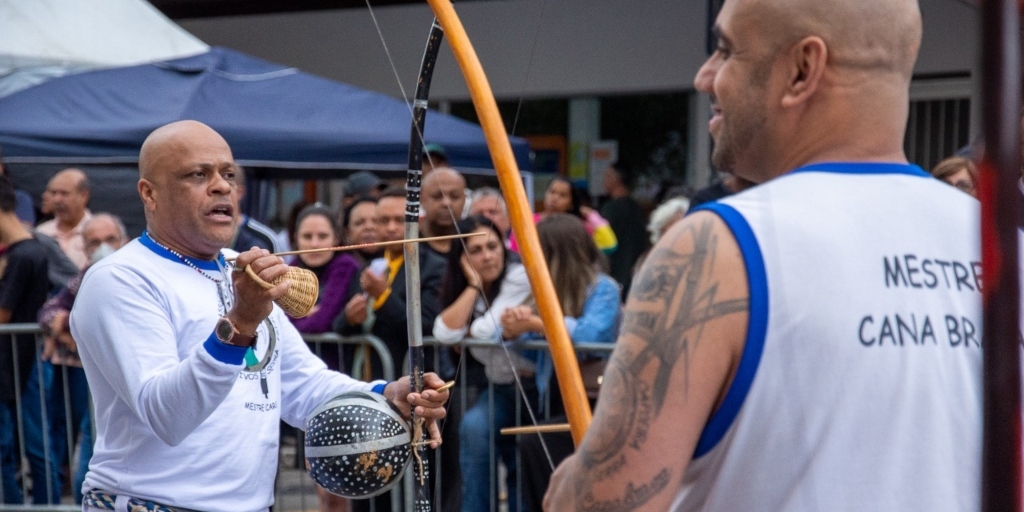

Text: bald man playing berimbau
xmin=546 ymin=0 xmax=983 ymax=510
xmin=70 ymin=120 xmax=449 ymax=510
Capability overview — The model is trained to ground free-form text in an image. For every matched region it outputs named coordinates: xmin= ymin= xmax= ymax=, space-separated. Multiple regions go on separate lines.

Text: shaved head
xmin=137 ymin=120 xmax=240 ymax=259
xmin=421 ymin=167 xmax=467 ymax=232
xmin=422 ymin=167 xmax=466 ymax=195
xmin=748 ymin=0 xmax=921 ymax=80
xmin=140 ymin=121 xmax=232 ymax=183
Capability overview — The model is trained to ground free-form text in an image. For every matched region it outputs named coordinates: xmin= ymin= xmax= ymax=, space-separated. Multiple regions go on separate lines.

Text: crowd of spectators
xmin=1 ymin=121 xmax=1016 ymax=509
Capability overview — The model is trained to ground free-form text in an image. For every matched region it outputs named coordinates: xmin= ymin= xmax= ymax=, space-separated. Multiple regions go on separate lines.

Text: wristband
xmin=372 ymin=382 xmax=390 ymax=396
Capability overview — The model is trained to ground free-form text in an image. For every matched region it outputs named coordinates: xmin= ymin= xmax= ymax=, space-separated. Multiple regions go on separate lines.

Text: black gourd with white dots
xmin=305 ymin=391 xmax=412 ymax=498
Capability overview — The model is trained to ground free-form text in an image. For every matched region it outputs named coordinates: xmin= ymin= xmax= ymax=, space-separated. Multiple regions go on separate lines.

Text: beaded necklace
xmin=143 ymin=232 xmax=224 ymax=281
xmin=142 ymin=232 xmax=233 ymax=314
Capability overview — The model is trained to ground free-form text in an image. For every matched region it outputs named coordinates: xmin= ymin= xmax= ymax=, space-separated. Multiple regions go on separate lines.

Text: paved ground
xmin=274 ymin=434 xmax=320 ymax=512
xmin=274 ymin=434 xmax=509 ymax=512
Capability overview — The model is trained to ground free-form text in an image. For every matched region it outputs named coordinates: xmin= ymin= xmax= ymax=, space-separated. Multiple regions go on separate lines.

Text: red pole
xmin=979 ymin=0 xmax=1022 ymax=510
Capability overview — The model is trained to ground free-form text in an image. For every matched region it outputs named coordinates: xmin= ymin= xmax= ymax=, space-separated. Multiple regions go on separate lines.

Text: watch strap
xmin=229 ymin=329 xmax=258 ymax=348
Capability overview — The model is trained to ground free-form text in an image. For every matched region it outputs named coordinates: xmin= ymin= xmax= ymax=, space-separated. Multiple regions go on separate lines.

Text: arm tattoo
xmin=579 ymin=469 xmax=671 ymax=512
xmin=574 ymin=216 xmax=749 ymax=510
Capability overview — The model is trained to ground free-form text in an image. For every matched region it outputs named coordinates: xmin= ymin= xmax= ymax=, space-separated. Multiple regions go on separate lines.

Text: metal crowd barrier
xmin=424 ymin=338 xmax=614 ymax=512
xmin=0 ymin=325 xmax=613 ymax=512
xmin=287 ymin=336 xmax=614 ymax=512
xmin=0 ymin=323 xmax=78 ymax=512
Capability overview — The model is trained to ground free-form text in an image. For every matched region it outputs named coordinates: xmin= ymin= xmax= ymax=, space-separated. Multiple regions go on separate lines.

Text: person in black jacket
xmin=337 ymin=188 xmax=445 ymax=380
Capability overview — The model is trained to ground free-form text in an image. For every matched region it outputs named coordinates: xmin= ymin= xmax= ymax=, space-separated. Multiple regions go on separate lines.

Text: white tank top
xmin=673 ymin=163 xmax=983 ymax=512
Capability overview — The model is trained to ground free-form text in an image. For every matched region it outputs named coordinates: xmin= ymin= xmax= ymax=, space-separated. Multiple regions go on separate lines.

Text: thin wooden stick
xmin=227 ymin=232 xmax=485 ymax=262
xmin=501 ymin=423 xmax=571 ymax=436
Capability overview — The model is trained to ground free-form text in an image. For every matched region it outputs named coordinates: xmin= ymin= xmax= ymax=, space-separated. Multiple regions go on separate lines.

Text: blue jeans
xmin=74 ymin=408 xmax=93 ymax=503
xmin=459 ymin=383 xmax=537 ymax=512
xmin=0 ymin=360 xmax=61 ymax=504
xmin=0 ymin=400 xmax=20 ymax=504
xmin=48 ymin=365 xmax=92 ymax=504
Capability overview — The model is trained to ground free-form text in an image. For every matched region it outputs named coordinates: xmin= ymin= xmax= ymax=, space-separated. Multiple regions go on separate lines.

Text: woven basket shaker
xmin=245 ymin=265 xmax=319 ymax=318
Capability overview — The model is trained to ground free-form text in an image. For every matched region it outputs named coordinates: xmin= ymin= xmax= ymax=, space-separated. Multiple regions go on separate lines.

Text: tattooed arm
xmin=544 ymin=211 xmax=749 ymax=511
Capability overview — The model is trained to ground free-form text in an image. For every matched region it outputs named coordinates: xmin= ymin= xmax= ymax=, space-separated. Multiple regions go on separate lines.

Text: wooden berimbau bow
xmin=423 ymin=0 xmax=593 ymax=446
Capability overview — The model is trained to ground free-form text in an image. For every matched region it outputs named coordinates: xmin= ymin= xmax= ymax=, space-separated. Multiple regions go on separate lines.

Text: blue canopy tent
xmin=0 ymin=46 xmax=530 ymax=171
xmin=0 ymin=47 xmax=532 ymax=234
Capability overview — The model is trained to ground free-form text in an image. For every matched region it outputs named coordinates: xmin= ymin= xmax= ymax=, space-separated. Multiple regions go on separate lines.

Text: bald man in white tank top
xmin=546 ymin=1 xmax=987 ymax=511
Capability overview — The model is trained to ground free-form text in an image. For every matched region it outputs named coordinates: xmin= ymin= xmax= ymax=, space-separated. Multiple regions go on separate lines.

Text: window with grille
xmin=904 ymin=77 xmax=974 ymax=173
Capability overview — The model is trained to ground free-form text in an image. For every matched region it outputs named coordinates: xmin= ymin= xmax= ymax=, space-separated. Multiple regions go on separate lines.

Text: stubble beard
xmin=710 ymin=98 xmax=768 ymax=176
xmin=711 ymin=57 xmax=773 ymax=175
xmin=711 ymin=131 xmax=735 ymax=173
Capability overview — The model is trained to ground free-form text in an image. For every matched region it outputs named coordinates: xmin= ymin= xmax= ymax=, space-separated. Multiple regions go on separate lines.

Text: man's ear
xmin=138 ymin=179 xmax=157 ymax=211
xmin=781 ymin=36 xmax=828 ymax=108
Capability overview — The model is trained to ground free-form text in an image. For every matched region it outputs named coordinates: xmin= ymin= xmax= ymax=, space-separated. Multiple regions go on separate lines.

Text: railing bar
xmin=61 ymin=364 xmax=75 ymax=494
xmin=34 ymin=338 xmax=54 ymax=504
xmin=10 ymin=337 xmax=26 ymax=502
xmin=1 ymin=325 xmax=614 ymax=508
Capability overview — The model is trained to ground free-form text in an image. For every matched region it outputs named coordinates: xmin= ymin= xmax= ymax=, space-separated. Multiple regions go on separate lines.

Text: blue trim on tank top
xmin=688 ymin=202 xmax=769 ymax=459
xmin=139 ymin=231 xmax=225 ymax=271
xmin=790 ymin=161 xmax=929 ymax=177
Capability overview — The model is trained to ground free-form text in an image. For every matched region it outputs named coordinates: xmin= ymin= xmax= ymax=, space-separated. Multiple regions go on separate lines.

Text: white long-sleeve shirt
xmin=432 ymin=263 xmax=534 ymax=383
xmin=71 ymin=237 xmax=381 ymax=512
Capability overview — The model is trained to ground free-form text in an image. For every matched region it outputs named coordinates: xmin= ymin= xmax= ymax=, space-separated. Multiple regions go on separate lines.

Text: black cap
xmin=347 ymin=171 xmax=387 ymax=196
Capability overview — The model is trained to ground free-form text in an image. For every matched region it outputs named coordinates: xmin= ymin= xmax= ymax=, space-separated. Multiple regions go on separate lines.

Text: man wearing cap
xmin=344 ymin=171 xmax=388 ymax=208
xmin=0 ymin=151 xmax=34 ymax=224
xmin=0 ymin=157 xmax=36 ymax=229
xmin=423 ymin=143 xmax=450 ymax=174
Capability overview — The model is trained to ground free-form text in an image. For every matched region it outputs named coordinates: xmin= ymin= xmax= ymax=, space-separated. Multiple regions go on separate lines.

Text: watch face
xmin=216 ymin=318 xmax=235 ymax=342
